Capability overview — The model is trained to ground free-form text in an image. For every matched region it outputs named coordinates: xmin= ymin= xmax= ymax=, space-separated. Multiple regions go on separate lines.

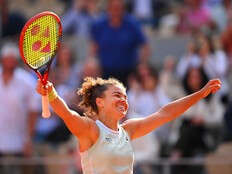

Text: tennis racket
xmin=19 ymin=11 xmax=62 ymax=118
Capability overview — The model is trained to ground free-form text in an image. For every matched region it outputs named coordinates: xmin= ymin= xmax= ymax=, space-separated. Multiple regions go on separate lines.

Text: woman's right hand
xmin=36 ymin=79 xmax=53 ymax=96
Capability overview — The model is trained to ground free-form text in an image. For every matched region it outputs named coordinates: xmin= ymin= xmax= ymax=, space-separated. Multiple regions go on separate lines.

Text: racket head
xmin=19 ymin=11 xmax=62 ymax=84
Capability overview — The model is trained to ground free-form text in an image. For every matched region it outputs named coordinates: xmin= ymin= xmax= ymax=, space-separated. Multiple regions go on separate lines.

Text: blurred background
xmin=0 ymin=0 xmax=232 ymax=174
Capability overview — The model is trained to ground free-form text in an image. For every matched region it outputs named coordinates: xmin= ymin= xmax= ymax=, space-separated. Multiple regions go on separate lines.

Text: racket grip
xmin=42 ymin=95 xmax=51 ymax=118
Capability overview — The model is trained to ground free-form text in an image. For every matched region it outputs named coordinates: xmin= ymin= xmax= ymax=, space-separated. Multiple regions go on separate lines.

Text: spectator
xmin=0 ymin=42 xmax=39 ymax=174
xmin=53 ymin=43 xmax=80 ymax=89
xmin=177 ymin=34 xmax=229 ymax=96
xmin=62 ymin=0 xmax=100 ymax=60
xmin=80 ymin=58 xmax=101 ymax=80
xmin=62 ymin=0 xmax=99 ymax=38
xmin=221 ymin=17 xmax=232 ymax=64
xmin=223 ymin=99 xmax=232 ymax=142
xmin=129 ymin=0 xmax=154 ymax=27
xmin=196 ymin=35 xmax=229 ymax=97
xmin=177 ymin=0 xmax=212 ymax=33
xmin=223 ymin=0 xmax=232 ymax=20
xmin=171 ymin=67 xmax=224 ymax=174
xmin=176 ymin=40 xmax=201 ymax=79
xmin=203 ymin=0 xmax=227 ymax=31
xmin=205 ymin=98 xmax=232 ymax=174
xmin=127 ymin=64 xmax=170 ymax=174
xmin=211 ymin=35 xmax=229 ymax=96
xmin=160 ymin=56 xmax=184 ymax=100
xmin=0 ymin=0 xmax=26 ymax=38
xmin=89 ymin=0 xmax=150 ymax=86
xmin=197 ymin=37 xmax=218 ymax=78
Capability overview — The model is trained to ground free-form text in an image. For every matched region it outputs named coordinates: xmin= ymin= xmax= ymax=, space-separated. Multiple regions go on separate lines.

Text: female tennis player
xmin=36 ymin=77 xmax=221 ymax=174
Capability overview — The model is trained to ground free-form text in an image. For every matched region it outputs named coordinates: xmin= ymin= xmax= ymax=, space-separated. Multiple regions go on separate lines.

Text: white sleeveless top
xmin=80 ymin=120 xmax=134 ymax=174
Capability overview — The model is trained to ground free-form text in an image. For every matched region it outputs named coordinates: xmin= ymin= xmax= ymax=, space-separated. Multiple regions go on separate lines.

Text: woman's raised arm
xmin=123 ymin=79 xmax=221 ymax=140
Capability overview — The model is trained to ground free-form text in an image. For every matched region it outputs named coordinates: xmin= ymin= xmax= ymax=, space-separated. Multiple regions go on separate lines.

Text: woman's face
xmin=199 ymin=41 xmax=210 ymax=57
xmin=57 ymin=46 xmax=71 ymax=65
xmin=187 ymin=41 xmax=196 ymax=54
xmin=98 ymin=85 xmax=128 ymax=119
xmin=142 ymin=75 xmax=157 ymax=91
xmin=137 ymin=63 xmax=150 ymax=78
xmin=187 ymin=68 xmax=202 ymax=92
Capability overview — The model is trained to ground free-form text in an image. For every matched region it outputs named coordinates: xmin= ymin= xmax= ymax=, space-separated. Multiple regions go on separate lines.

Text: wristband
xmin=48 ymin=87 xmax=58 ymax=102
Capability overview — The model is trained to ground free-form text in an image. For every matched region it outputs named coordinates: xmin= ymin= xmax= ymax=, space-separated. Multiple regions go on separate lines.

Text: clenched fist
xmin=36 ymin=79 xmax=53 ymax=96
xmin=200 ymin=79 xmax=221 ymax=98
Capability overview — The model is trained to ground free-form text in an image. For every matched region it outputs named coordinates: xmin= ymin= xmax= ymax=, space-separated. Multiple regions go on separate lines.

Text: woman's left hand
xmin=200 ymin=79 xmax=221 ymax=98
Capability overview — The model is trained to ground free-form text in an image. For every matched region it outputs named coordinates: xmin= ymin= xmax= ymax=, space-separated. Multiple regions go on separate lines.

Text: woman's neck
xmin=98 ymin=114 xmax=119 ymax=131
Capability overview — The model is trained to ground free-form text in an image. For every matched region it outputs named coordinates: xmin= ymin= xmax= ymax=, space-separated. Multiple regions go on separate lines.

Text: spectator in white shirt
xmin=127 ymin=64 xmax=170 ymax=174
xmin=176 ymin=40 xmax=201 ymax=79
xmin=0 ymin=42 xmax=39 ymax=174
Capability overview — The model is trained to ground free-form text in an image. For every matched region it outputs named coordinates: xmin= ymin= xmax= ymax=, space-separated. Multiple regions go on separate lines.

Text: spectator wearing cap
xmin=0 ymin=42 xmax=39 ymax=174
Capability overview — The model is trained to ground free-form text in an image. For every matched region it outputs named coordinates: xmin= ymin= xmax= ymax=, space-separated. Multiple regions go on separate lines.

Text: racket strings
xmin=23 ymin=15 xmax=60 ymax=69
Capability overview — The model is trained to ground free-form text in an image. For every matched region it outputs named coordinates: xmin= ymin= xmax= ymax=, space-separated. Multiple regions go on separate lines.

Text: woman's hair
xmin=182 ymin=66 xmax=212 ymax=102
xmin=77 ymin=77 xmax=126 ymax=118
xmin=182 ymin=66 xmax=208 ymax=95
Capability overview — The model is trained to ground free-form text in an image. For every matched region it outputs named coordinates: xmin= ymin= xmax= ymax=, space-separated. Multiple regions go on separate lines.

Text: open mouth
xmin=116 ymin=101 xmax=128 ymax=114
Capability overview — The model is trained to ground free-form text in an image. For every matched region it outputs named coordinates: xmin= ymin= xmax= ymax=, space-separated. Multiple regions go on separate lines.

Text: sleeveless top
xmin=80 ymin=120 xmax=134 ymax=174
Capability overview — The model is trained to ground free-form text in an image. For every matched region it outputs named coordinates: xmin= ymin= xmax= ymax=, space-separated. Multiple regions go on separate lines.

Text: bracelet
xmin=48 ymin=87 xmax=58 ymax=102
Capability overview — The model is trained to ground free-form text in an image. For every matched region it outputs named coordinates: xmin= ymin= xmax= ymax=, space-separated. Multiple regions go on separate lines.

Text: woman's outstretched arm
xmin=36 ymin=80 xmax=97 ymax=138
xmin=123 ymin=79 xmax=221 ymax=140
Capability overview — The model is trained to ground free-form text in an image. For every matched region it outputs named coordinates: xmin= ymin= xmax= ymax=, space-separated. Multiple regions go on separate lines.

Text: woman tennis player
xmin=36 ymin=77 xmax=221 ymax=174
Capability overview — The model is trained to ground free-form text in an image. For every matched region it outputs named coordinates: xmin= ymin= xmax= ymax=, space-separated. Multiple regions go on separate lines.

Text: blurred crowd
xmin=1 ymin=0 xmax=232 ymax=174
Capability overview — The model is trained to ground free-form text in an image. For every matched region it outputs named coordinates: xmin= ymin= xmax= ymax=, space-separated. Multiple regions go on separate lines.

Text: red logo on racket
xmin=31 ymin=25 xmax=51 ymax=53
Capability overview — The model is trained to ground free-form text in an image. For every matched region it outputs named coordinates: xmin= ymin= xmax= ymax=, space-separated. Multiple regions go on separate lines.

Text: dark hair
xmin=183 ymin=66 xmax=212 ymax=101
xmin=77 ymin=77 xmax=126 ymax=118
xmin=183 ymin=67 xmax=208 ymax=94
xmin=136 ymin=64 xmax=159 ymax=83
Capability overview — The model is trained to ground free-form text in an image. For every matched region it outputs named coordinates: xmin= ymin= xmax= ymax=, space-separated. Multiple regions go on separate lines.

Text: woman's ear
xmin=96 ymin=97 xmax=104 ymax=109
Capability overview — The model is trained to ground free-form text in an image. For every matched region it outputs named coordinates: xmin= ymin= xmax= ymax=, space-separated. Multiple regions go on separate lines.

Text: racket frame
xmin=19 ymin=11 xmax=62 ymax=85
xmin=19 ymin=11 xmax=62 ymax=118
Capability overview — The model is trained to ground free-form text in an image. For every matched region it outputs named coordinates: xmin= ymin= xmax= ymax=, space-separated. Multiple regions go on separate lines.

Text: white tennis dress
xmin=80 ymin=120 xmax=134 ymax=174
